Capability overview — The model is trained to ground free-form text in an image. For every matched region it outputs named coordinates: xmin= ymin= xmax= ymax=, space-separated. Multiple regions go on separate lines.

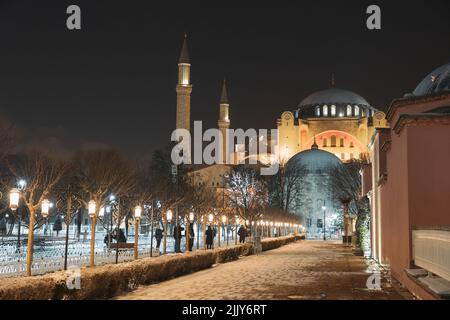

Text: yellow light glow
xmin=134 ymin=206 xmax=142 ymax=218
xmin=9 ymin=188 xmax=20 ymax=210
xmin=41 ymin=199 xmax=50 ymax=218
xmin=88 ymin=200 xmax=96 ymax=217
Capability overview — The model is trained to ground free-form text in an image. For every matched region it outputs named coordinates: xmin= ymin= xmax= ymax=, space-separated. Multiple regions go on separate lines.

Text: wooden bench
xmin=109 ymin=242 xmax=134 ymax=250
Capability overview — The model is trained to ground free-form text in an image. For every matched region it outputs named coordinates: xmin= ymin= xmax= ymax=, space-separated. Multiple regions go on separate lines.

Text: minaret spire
xmin=178 ymin=32 xmax=190 ymax=64
xmin=218 ymin=78 xmax=230 ymax=164
xmin=176 ymin=33 xmax=192 ymax=131
xmin=220 ymin=78 xmax=229 ymax=104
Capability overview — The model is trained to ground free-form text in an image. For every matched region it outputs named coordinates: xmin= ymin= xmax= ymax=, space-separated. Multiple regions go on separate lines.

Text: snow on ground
xmin=115 ymin=240 xmax=414 ymax=300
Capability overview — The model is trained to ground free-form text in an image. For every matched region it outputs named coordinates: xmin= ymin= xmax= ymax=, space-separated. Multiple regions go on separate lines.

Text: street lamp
xmin=88 ymin=200 xmax=97 ymax=267
xmin=134 ymin=205 xmax=141 ymax=259
xmin=322 ymin=203 xmax=327 ymax=241
xmin=9 ymin=186 xmax=23 ymax=253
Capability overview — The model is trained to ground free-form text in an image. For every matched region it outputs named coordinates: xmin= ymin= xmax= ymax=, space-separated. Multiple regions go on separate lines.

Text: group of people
xmin=152 ymin=224 xmax=248 ymax=251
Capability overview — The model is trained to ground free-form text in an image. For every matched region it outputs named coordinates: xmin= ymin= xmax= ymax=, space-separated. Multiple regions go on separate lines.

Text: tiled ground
xmin=115 ymin=240 xmax=414 ymax=300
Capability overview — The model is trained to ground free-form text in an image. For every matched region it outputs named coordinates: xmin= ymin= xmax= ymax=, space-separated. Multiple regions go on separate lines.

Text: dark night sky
xmin=0 ymin=0 xmax=449 ymax=158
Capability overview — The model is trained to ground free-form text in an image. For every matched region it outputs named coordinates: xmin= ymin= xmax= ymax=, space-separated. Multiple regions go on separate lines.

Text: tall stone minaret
xmin=176 ymin=33 xmax=192 ymax=132
xmin=218 ymin=79 xmax=230 ymax=163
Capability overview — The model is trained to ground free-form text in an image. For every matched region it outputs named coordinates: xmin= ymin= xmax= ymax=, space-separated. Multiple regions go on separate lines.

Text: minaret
xmin=176 ymin=33 xmax=192 ymax=132
xmin=218 ymin=79 xmax=230 ymax=163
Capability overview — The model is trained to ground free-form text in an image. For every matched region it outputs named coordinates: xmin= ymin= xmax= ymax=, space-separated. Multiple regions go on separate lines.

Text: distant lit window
xmin=331 ymin=135 xmax=336 ymax=147
xmin=350 ymin=141 xmax=354 ymax=148
xmin=340 ymin=138 xmax=344 ymax=147
xmin=341 ymin=153 xmax=345 ymax=160
xmin=322 ymin=138 xmax=327 ymax=147
xmin=316 ymin=106 xmax=320 ymax=116
xmin=323 ymin=105 xmax=328 ymax=117
xmin=354 ymin=105 xmax=360 ymax=117
xmin=347 ymin=105 xmax=352 ymax=116
xmin=331 ymin=105 xmax=336 ymax=116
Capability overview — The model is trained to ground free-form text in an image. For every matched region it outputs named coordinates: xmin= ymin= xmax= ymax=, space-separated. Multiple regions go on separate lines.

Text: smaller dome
xmin=287 ymin=147 xmax=342 ymax=174
xmin=413 ymin=62 xmax=450 ymax=96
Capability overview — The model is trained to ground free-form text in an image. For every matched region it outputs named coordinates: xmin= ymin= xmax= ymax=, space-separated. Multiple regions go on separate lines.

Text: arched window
xmin=322 ymin=138 xmax=327 ymax=147
xmin=331 ymin=135 xmax=336 ymax=147
xmin=340 ymin=138 xmax=344 ymax=147
xmin=331 ymin=105 xmax=336 ymax=116
xmin=350 ymin=141 xmax=354 ymax=148
xmin=354 ymin=105 xmax=360 ymax=117
xmin=347 ymin=105 xmax=352 ymax=116
xmin=316 ymin=106 xmax=320 ymax=116
xmin=323 ymin=105 xmax=328 ymax=117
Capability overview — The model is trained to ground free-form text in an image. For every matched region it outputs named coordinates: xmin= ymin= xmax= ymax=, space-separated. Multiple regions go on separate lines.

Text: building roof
xmin=178 ymin=33 xmax=190 ymax=64
xmin=413 ymin=62 xmax=450 ymax=96
xmin=299 ymin=88 xmax=370 ymax=107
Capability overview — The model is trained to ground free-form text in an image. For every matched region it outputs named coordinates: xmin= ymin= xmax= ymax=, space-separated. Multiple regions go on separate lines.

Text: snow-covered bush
xmin=0 ymin=236 xmax=299 ymax=299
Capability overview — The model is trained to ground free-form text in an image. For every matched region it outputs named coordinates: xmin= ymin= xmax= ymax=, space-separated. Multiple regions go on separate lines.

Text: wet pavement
xmin=115 ymin=240 xmax=414 ymax=300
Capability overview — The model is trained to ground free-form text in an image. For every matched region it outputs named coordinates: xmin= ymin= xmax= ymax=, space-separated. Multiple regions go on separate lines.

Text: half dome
xmin=413 ymin=62 xmax=450 ymax=96
xmin=287 ymin=147 xmax=342 ymax=174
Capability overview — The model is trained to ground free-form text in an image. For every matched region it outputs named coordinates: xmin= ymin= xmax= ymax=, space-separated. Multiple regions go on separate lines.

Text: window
xmin=317 ymin=219 xmax=323 ymax=228
xmin=340 ymin=138 xmax=344 ymax=147
xmin=316 ymin=106 xmax=320 ymax=116
xmin=354 ymin=105 xmax=360 ymax=117
xmin=347 ymin=105 xmax=352 ymax=116
xmin=350 ymin=141 xmax=354 ymax=148
xmin=84 ymin=218 xmax=88 ymax=225
xmin=341 ymin=153 xmax=345 ymax=160
xmin=322 ymin=138 xmax=327 ymax=147
xmin=350 ymin=153 xmax=354 ymax=159
xmin=331 ymin=105 xmax=336 ymax=116
xmin=307 ymin=218 xmax=312 ymax=228
xmin=323 ymin=105 xmax=328 ymax=117
xmin=331 ymin=135 xmax=336 ymax=147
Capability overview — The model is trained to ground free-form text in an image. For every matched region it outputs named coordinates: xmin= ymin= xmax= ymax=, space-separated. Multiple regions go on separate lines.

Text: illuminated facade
xmin=277 ymin=86 xmax=389 ymax=163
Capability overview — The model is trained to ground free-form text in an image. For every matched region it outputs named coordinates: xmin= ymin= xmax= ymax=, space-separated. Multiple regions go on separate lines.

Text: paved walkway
xmin=115 ymin=240 xmax=413 ymax=300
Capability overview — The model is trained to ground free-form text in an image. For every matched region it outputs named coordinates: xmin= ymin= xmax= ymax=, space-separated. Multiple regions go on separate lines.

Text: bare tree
xmin=6 ymin=151 xmax=68 ymax=275
xmin=268 ymin=157 xmax=306 ymax=213
xmin=330 ymin=160 xmax=370 ymax=251
xmin=226 ymin=165 xmax=268 ymax=235
xmin=72 ymin=148 xmax=136 ymax=266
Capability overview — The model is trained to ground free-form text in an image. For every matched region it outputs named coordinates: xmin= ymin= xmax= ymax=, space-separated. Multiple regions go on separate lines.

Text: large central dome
xmin=299 ymin=88 xmax=369 ymax=107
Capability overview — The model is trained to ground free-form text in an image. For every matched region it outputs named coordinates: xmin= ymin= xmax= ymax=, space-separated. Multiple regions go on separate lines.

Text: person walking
xmin=155 ymin=227 xmax=163 ymax=249
xmin=238 ymin=225 xmax=247 ymax=243
xmin=206 ymin=225 xmax=214 ymax=249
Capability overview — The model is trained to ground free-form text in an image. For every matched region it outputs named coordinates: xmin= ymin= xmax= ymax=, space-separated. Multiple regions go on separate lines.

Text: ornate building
xmin=362 ymin=61 xmax=450 ymax=299
xmin=277 ymin=85 xmax=388 ymax=163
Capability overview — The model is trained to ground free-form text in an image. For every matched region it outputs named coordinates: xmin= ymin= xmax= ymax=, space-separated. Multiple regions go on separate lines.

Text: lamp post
xmin=235 ymin=216 xmax=239 ymax=245
xmin=187 ymin=211 xmax=194 ymax=252
xmin=222 ymin=214 xmax=227 ymax=246
xmin=201 ymin=215 xmax=206 ymax=250
xmin=322 ymin=202 xmax=327 ymax=241
xmin=9 ymin=187 xmax=21 ymax=252
xmin=134 ymin=206 xmax=141 ymax=260
xmin=164 ymin=210 xmax=172 ymax=254
xmin=88 ymin=200 xmax=97 ymax=267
